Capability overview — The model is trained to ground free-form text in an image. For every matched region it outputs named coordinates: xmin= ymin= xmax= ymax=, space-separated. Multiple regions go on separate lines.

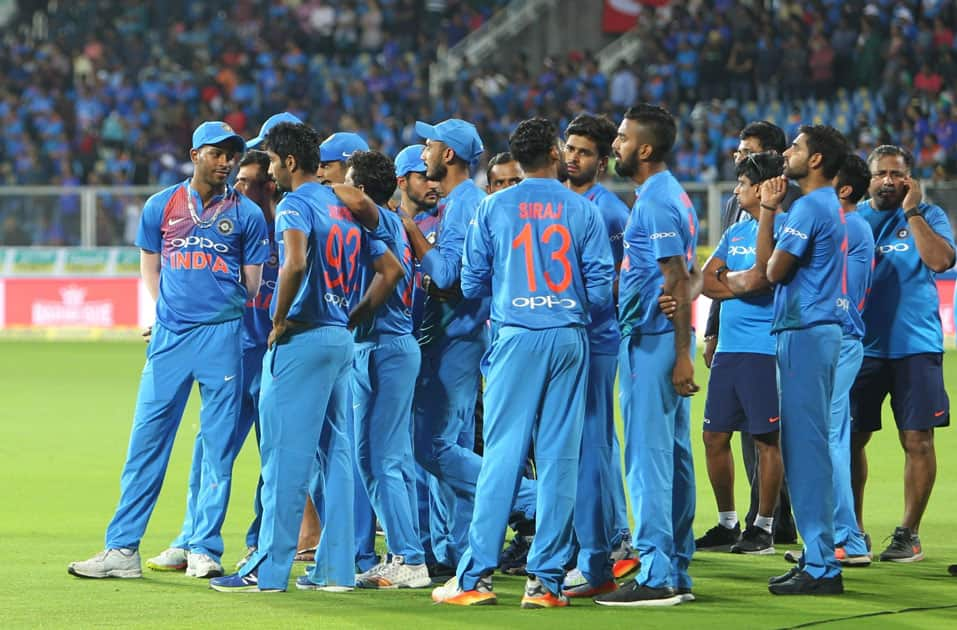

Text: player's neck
xmin=399 ymin=197 xmax=422 ymax=219
xmin=798 ymin=173 xmax=831 ymax=196
xmin=440 ymin=167 xmax=469 ymax=194
xmin=189 ymin=176 xmax=225 ymax=206
xmin=632 ymin=161 xmax=666 ymax=186
xmin=840 ymin=201 xmax=857 ymax=214
xmin=289 ymin=171 xmax=319 ymax=192
xmin=523 ymin=164 xmax=558 ymax=180
xmin=566 ymin=178 xmax=595 ymax=195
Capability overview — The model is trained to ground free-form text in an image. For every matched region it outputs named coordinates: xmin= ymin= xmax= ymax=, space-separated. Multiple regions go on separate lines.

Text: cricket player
xmin=432 ymin=117 xmax=614 ymax=608
xmin=758 ymin=125 xmax=849 ymax=596
xmin=68 ymin=121 xmax=269 ymax=579
xmin=209 ymin=122 xmax=402 ymax=592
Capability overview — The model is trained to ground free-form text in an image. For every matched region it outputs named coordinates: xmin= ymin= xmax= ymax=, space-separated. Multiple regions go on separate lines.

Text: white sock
xmin=718 ymin=511 xmax=738 ymax=529
xmin=754 ymin=515 xmax=774 ymax=534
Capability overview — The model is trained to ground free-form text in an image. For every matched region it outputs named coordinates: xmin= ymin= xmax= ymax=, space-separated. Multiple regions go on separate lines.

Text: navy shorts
xmin=850 ymin=353 xmax=950 ymax=432
xmin=703 ymin=352 xmax=780 ymax=435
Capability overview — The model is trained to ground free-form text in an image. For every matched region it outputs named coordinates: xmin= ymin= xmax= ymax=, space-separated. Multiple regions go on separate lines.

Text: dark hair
xmin=735 ymin=151 xmax=784 ymax=184
xmin=866 ymin=144 xmax=914 ymax=170
xmin=799 ymin=124 xmax=850 ymax=180
xmin=836 ymin=154 xmax=871 ymax=204
xmin=264 ymin=122 xmax=321 ymax=173
xmin=346 ymin=150 xmax=397 ymax=206
xmin=622 ymin=103 xmax=676 ymax=162
xmin=486 ymin=151 xmax=516 ymax=182
xmin=509 ymin=117 xmax=558 ymax=171
xmin=565 ymin=113 xmax=617 ymax=159
xmin=239 ymin=149 xmax=271 ymax=175
xmin=740 ymin=120 xmax=786 ymax=154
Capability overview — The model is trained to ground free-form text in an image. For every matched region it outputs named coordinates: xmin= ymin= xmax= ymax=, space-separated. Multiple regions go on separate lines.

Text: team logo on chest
xmin=217 ymin=218 xmax=234 ymax=235
xmin=897 ymin=228 xmax=908 ymax=239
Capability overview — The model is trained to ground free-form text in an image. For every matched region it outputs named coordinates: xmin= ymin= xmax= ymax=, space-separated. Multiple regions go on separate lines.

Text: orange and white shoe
xmin=611 ymin=538 xmax=640 ymax=579
xmin=521 ymin=576 xmax=570 ymax=609
xmin=431 ymin=575 xmax=497 ymax=606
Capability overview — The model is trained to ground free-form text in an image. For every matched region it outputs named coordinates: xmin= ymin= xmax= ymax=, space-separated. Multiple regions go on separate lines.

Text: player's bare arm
xmin=660 ymin=254 xmax=699 ymax=397
xmin=331 ymin=183 xmax=382 ymax=231
xmin=756 ymin=177 xmax=787 ymax=283
xmin=902 ymin=177 xmax=956 ymax=272
xmin=269 ymin=229 xmax=307 ymax=348
xmin=348 ymin=248 xmax=403 ymax=330
xmin=242 ymin=264 xmax=263 ymax=301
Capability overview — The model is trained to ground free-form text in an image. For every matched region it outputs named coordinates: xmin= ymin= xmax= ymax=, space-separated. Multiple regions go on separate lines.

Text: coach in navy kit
xmin=850 ymin=145 xmax=954 ymax=564
xmin=757 ymin=125 xmax=849 ymax=595
xmin=595 ymin=104 xmax=699 ymax=608
xmin=69 ymin=122 xmax=269 ymax=580
xmin=432 ymin=117 xmax=613 ymax=608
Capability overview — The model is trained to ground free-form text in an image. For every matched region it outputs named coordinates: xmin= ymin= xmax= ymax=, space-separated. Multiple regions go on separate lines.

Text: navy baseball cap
xmin=246 ymin=112 xmax=303 ymax=149
xmin=394 ymin=144 xmax=427 ymax=177
xmin=415 ymin=119 xmax=484 ymax=162
xmin=191 ymin=121 xmax=246 ymax=154
xmin=320 ymin=132 xmax=370 ymax=162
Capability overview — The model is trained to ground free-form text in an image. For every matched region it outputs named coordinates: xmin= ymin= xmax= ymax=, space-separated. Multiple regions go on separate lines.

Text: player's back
xmin=462 ymin=177 xmax=613 ymax=331
xmin=275 ymin=181 xmax=367 ymax=328
xmin=840 ymin=210 xmax=874 ymax=339
xmin=354 ymin=207 xmax=414 ymax=339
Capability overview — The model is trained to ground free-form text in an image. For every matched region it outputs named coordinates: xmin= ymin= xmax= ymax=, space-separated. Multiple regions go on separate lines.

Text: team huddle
xmin=67 ymin=101 xmax=953 ymax=606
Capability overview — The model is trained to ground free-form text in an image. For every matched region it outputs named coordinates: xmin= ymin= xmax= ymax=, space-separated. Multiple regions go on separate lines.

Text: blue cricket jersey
xmin=462 ymin=177 xmax=614 ymax=330
xmin=618 ymin=170 xmax=699 ymax=337
xmin=712 ymin=217 xmax=782 ymax=356
xmin=273 ymin=182 xmax=387 ymax=327
xmin=354 ymin=207 xmax=414 ymax=339
xmin=243 ymin=222 xmax=278 ymax=349
xmin=136 ymin=180 xmax=270 ymax=333
xmin=771 ymin=186 xmax=845 ymax=333
xmin=581 ymin=182 xmax=630 ymax=354
xmin=408 ymin=206 xmax=440 ymax=337
xmin=857 ymin=200 xmax=955 ymax=357
xmin=418 ymin=179 xmax=491 ymax=343
xmin=840 ymin=211 xmax=875 ymax=339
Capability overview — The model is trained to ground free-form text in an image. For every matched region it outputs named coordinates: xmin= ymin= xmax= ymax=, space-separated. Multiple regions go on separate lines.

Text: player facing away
xmin=330 ymin=150 xmax=432 ymax=589
xmin=756 ymin=125 xmax=849 ymax=595
xmin=850 ymin=145 xmax=954 ymax=563
xmin=145 ymin=149 xmax=281 ymax=578
xmin=595 ymin=103 xmax=699 ymax=608
xmin=558 ymin=112 xmax=637 ymax=598
xmin=698 ymin=151 xmax=786 ymax=557
xmin=210 ymin=122 xmax=402 ymax=593
xmin=68 ymin=122 xmax=269 ymax=579
xmin=402 ymin=118 xmax=536 ymax=568
xmin=431 ymin=117 xmax=614 ymax=608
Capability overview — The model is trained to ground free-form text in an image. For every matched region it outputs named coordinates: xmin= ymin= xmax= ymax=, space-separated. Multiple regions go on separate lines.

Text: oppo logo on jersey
xmin=782 ymin=226 xmax=808 ymax=240
xmin=650 ymin=231 xmax=677 ymax=240
xmin=836 ymin=297 xmax=850 ymax=312
xmin=728 ymin=245 xmax=756 ymax=256
xmin=169 ymin=235 xmax=230 ymax=253
xmin=519 ymin=202 xmax=563 ymax=220
xmin=878 ymin=243 xmax=910 ymax=254
xmin=512 ymin=295 xmax=578 ymax=310
xmin=325 ymin=292 xmax=350 ymax=308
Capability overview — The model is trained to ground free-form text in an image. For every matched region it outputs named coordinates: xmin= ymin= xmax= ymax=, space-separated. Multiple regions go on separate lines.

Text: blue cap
xmin=394 ymin=144 xmax=427 ymax=177
xmin=246 ymin=112 xmax=303 ymax=149
xmin=320 ymin=132 xmax=370 ymax=162
xmin=191 ymin=121 xmax=246 ymax=154
xmin=415 ymin=119 xmax=484 ymax=162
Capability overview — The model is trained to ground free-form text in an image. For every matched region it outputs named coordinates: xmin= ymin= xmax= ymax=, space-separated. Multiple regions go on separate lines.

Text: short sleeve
xmin=275 ymin=196 xmax=311 ymax=235
xmin=923 ymin=204 xmax=956 ymax=250
xmin=135 ymin=193 xmax=164 ymax=252
xmin=641 ymin=199 xmax=685 ymax=260
xmin=241 ymin=200 xmax=270 ymax=265
xmin=365 ymin=230 xmax=388 ymax=260
xmin=775 ymin=202 xmax=813 ymax=259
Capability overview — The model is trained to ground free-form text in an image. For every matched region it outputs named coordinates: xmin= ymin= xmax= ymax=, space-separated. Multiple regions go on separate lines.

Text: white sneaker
xmin=563 ymin=567 xmax=588 ymax=589
xmin=431 ymin=576 xmax=460 ymax=602
xmin=357 ymin=556 xmax=431 ymax=589
xmin=235 ymin=546 xmax=257 ymax=571
xmin=68 ymin=548 xmax=142 ymax=579
xmin=185 ymin=552 xmax=224 ymax=578
xmin=146 ymin=547 xmax=188 ymax=572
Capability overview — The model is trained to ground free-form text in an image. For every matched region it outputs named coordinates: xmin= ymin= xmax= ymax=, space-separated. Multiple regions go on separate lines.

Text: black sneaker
xmin=499 ymin=535 xmax=532 ymax=575
xmin=878 ymin=526 xmax=924 ymax=563
xmin=948 ymin=564 xmax=957 ymax=576
xmin=768 ymin=570 xmax=843 ymax=595
xmin=695 ymin=523 xmax=741 ymax=551
xmin=768 ymin=566 xmax=802 ymax=586
xmin=731 ymin=525 xmax=775 ymax=555
xmin=427 ymin=562 xmax=455 ymax=583
xmin=594 ymin=580 xmax=682 ymax=607
xmin=773 ymin=521 xmax=798 ymax=545
xmin=676 ymin=587 xmax=695 ymax=603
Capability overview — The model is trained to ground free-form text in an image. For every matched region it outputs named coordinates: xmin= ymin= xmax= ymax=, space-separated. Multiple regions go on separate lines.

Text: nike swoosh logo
xmin=769 ymin=416 xmax=780 ymax=423
xmin=224 ymin=375 xmax=236 ymax=382
xmin=169 ymin=217 xmax=186 ymax=225
xmin=934 ymin=410 xmax=946 ymax=417
xmin=731 ymin=237 xmax=744 ymax=242
xmin=342 ymin=152 xmax=353 ymax=159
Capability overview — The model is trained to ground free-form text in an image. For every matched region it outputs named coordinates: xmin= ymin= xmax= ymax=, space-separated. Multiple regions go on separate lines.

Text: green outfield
xmin=2 ymin=341 xmax=955 ymax=629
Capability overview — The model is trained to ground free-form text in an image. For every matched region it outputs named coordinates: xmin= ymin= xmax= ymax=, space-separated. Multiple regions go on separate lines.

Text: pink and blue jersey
xmin=135 ymin=181 xmax=270 ymax=333
xmin=461 ymin=177 xmax=614 ymax=329
xmin=857 ymin=200 xmax=955 ymax=357
xmin=354 ymin=208 xmax=415 ymax=339
xmin=840 ymin=211 xmax=875 ymax=340
xmin=581 ymin=182 xmax=630 ymax=354
xmin=618 ymin=170 xmax=699 ymax=336
xmin=771 ymin=186 xmax=845 ymax=333
xmin=274 ymin=182 xmax=387 ymax=327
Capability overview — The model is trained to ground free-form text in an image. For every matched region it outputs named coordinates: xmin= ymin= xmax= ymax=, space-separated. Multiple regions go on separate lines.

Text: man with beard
xmin=595 ymin=104 xmax=699 ymax=607
xmin=431 ymin=117 xmax=613 ymax=608
xmin=850 ymin=145 xmax=954 ymax=563
xmin=756 ymin=125 xmax=849 ymax=595
xmin=559 ymin=113 xmax=637 ymax=598
xmin=402 ymin=119 xmax=536 ymax=569
xmin=69 ymin=122 xmax=269 ymax=580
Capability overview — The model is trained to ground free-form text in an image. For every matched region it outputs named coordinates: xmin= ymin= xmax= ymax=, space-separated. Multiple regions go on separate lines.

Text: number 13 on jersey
xmin=512 ymin=222 xmax=572 ymax=293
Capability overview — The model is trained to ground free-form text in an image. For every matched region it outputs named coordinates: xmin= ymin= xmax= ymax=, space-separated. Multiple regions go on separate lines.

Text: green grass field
xmin=2 ymin=341 xmax=956 ymax=629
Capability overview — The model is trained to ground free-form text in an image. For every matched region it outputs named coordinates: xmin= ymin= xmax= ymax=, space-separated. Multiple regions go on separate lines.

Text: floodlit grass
xmin=2 ymin=341 xmax=955 ymax=628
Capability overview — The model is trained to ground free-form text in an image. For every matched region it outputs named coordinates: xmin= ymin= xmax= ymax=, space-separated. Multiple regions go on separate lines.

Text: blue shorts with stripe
xmin=703 ymin=352 xmax=779 ymax=436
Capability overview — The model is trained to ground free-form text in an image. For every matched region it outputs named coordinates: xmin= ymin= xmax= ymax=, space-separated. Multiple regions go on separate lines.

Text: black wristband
xmin=904 ymin=207 xmax=922 ymax=220
xmin=715 ymin=265 xmax=729 ymax=282
xmin=760 ymin=203 xmax=777 ymax=211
